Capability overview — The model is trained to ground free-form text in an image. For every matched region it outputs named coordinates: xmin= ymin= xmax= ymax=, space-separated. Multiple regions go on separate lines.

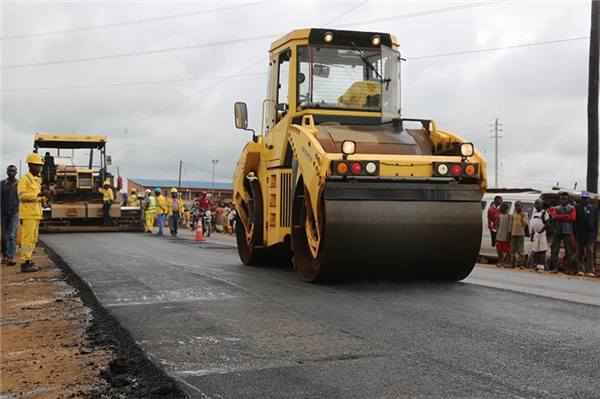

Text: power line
xmin=99 ymin=2 xmax=386 ymax=135
xmin=1 ymin=2 xmax=506 ymax=70
xmin=182 ymin=162 xmax=231 ymax=180
xmin=408 ymin=37 xmax=588 ymax=60
xmin=322 ymin=0 xmax=369 ymax=27
xmin=502 ymin=120 xmax=587 ymax=135
xmin=333 ymin=1 xmax=505 ymax=29
xmin=1 ymin=34 xmax=280 ymax=69
xmin=2 ymin=73 xmax=266 ymax=92
xmin=502 ymin=136 xmax=584 ymax=152
xmin=501 ymin=126 xmax=586 ymax=145
xmin=1 ymin=2 xmax=273 ymax=40
xmin=442 ymin=118 xmax=494 ymax=128
xmin=100 ymin=57 xmax=265 ymax=134
xmin=3 ymin=34 xmax=588 ymax=90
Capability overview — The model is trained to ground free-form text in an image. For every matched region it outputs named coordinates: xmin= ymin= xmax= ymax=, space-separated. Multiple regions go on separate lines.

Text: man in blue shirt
xmin=1 ymin=165 xmax=19 ymax=266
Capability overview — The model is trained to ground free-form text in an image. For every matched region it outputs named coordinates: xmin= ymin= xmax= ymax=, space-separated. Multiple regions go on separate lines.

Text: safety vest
xmin=17 ymin=172 xmax=44 ymax=220
xmin=146 ymin=196 xmax=157 ymax=214
xmin=156 ymin=195 xmax=167 ymax=215
xmin=166 ymin=197 xmax=184 ymax=216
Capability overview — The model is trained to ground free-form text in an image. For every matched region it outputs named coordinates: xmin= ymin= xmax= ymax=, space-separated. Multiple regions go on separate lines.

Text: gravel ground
xmin=1 ymin=241 xmax=189 ymax=399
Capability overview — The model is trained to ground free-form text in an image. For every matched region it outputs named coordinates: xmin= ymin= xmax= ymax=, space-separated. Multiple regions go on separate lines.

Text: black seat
xmin=42 ymin=154 xmax=56 ymax=183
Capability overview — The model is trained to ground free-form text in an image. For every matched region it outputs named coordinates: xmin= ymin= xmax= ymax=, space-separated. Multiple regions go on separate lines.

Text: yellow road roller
xmin=233 ymin=28 xmax=487 ymax=282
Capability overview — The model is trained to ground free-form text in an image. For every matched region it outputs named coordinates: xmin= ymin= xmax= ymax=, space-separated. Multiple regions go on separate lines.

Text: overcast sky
xmin=1 ymin=0 xmax=595 ymax=191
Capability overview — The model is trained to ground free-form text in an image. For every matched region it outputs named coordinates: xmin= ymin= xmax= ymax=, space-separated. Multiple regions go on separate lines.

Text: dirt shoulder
xmin=1 ymin=244 xmax=187 ymax=399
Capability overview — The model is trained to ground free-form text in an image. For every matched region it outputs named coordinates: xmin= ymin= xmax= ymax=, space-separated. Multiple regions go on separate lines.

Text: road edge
xmin=39 ymin=239 xmax=190 ymax=399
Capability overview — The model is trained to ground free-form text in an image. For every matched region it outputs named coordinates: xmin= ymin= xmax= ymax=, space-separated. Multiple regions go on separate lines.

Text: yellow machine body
xmin=33 ymin=133 xmax=143 ymax=233
xmin=233 ymin=29 xmax=487 ymax=281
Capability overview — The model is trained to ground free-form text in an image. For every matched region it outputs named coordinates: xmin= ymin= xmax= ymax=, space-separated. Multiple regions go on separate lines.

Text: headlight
xmin=365 ymin=161 xmax=377 ymax=174
xmin=371 ymin=35 xmax=381 ymax=46
xmin=324 ymin=31 xmax=334 ymax=43
xmin=460 ymin=143 xmax=474 ymax=157
xmin=342 ymin=140 xmax=356 ymax=155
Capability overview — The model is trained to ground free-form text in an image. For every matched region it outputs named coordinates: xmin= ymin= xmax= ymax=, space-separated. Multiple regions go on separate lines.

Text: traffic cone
xmin=195 ymin=227 xmax=205 ymax=241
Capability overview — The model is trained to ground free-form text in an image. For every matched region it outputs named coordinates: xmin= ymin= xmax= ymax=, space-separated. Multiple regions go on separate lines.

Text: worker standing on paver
xmin=18 ymin=154 xmax=55 ymax=272
xmin=127 ymin=188 xmax=140 ymax=207
xmin=155 ymin=188 xmax=167 ymax=236
xmin=166 ymin=188 xmax=184 ymax=237
xmin=144 ymin=189 xmax=156 ymax=233
xmin=98 ymin=181 xmax=117 ymax=227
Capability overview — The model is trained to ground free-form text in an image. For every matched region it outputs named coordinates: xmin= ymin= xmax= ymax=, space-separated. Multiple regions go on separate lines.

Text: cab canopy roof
xmin=269 ymin=28 xmax=398 ymax=52
xmin=34 ymin=133 xmax=107 ymax=150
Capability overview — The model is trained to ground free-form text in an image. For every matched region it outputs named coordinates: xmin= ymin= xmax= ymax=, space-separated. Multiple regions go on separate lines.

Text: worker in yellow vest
xmin=144 ymin=189 xmax=156 ymax=233
xmin=98 ymin=181 xmax=117 ymax=227
xmin=155 ymin=188 xmax=167 ymax=235
xmin=18 ymin=153 xmax=55 ymax=273
xmin=166 ymin=188 xmax=184 ymax=237
xmin=127 ymin=188 xmax=140 ymax=207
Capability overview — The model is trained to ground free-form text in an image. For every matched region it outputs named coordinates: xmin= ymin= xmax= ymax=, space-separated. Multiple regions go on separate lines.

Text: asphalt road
xmin=41 ymin=231 xmax=599 ymax=399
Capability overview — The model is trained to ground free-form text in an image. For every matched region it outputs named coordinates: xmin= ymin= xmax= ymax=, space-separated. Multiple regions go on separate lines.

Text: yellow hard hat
xmin=103 ymin=180 xmax=110 ymax=186
xmin=26 ymin=153 xmax=44 ymax=165
xmin=131 ymin=188 xmax=137 ymax=193
xmin=170 ymin=187 xmax=177 ymax=193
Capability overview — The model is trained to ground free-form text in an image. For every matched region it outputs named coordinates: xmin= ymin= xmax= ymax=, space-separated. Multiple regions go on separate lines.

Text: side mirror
xmin=234 ymin=102 xmax=248 ymax=130
xmin=107 ymin=156 xmax=112 ymax=165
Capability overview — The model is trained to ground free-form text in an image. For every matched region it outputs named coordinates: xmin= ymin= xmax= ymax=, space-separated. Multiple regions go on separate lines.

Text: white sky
xmin=1 ymin=0 xmax=595 ymax=191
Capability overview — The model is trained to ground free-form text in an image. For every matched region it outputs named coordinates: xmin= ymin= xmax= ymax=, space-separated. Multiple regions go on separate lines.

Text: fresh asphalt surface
xmin=41 ymin=231 xmax=599 ymax=399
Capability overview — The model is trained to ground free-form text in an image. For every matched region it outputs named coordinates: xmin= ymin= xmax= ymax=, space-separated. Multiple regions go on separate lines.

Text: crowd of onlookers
xmin=487 ymin=191 xmax=598 ymax=277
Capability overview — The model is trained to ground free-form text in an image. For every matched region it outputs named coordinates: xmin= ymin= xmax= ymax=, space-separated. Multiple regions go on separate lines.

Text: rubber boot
xmin=21 ymin=260 xmax=39 ymax=273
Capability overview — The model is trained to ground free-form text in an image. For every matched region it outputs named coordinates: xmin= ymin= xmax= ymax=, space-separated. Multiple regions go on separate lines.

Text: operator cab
xmin=296 ymin=43 xmax=399 ymax=122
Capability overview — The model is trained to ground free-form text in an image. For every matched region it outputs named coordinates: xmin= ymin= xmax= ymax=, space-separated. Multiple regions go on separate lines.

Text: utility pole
xmin=587 ymin=0 xmax=599 ymax=193
xmin=211 ymin=159 xmax=218 ymax=199
xmin=491 ymin=118 xmax=502 ymax=188
xmin=178 ymin=160 xmax=182 ymax=191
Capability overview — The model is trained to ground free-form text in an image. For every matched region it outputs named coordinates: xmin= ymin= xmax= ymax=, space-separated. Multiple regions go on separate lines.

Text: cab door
xmin=264 ymin=48 xmax=293 ymax=169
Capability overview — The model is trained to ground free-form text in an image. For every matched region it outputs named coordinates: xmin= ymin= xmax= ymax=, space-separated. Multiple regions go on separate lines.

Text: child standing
xmin=530 ymin=198 xmax=550 ymax=272
xmin=496 ymin=203 xmax=510 ymax=267
xmin=508 ymin=200 xmax=529 ymax=269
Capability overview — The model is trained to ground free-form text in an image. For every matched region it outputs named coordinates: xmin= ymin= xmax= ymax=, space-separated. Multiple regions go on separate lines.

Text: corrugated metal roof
xmin=129 ymin=178 xmax=232 ymax=190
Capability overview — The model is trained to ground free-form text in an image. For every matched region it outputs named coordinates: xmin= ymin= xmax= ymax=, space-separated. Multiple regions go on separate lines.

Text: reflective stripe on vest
xmin=21 ymin=199 xmax=42 ymax=204
xmin=146 ymin=196 xmax=156 ymax=213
